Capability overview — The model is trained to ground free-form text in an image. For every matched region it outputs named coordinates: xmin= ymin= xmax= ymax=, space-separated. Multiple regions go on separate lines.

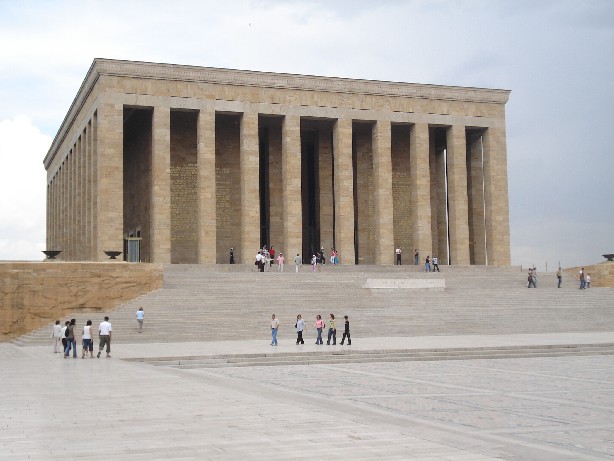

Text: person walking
xmin=579 ymin=268 xmax=585 ymax=289
xmin=61 ymin=320 xmax=69 ymax=354
xmin=82 ymin=320 xmax=94 ymax=358
xmin=326 ymin=314 xmax=336 ymax=345
xmin=229 ymin=247 xmax=235 ymax=264
xmin=97 ymin=316 xmax=112 ymax=358
xmin=414 ymin=249 xmax=419 ymax=265
xmin=269 ymin=246 xmax=276 ymax=265
xmin=270 ymin=314 xmax=279 ymax=346
xmin=52 ymin=320 xmax=62 ymax=354
xmin=340 ymin=315 xmax=351 ymax=345
xmin=557 ymin=267 xmax=563 ymax=288
xmin=295 ymin=314 xmax=305 ymax=345
xmin=64 ymin=319 xmax=77 ymax=359
xmin=396 ymin=247 xmax=402 ymax=265
xmin=527 ymin=269 xmax=536 ymax=288
xmin=425 ymin=256 xmax=431 ymax=273
xmin=432 ymin=256 xmax=440 ymax=272
xmin=276 ymin=253 xmax=285 ymax=272
xmin=587 ymin=273 xmax=591 ymax=288
xmin=256 ymin=251 xmax=264 ymax=272
xmin=136 ymin=307 xmax=144 ymax=333
xmin=294 ymin=253 xmax=302 ymax=273
xmin=311 ymin=254 xmax=317 ymax=272
xmin=313 ymin=315 xmax=324 ymax=345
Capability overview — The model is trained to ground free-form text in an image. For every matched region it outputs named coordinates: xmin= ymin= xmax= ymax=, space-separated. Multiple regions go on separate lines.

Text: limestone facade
xmin=44 ymin=59 xmax=511 ymax=265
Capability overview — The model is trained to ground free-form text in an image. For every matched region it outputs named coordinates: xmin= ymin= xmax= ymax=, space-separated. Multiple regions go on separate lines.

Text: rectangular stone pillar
xmin=282 ymin=114 xmax=302 ymax=258
xmin=333 ymin=118 xmax=355 ymax=265
xmin=446 ymin=125 xmax=470 ymax=265
xmin=91 ymin=112 xmax=99 ymax=261
xmin=372 ymin=120 xmax=394 ymax=265
xmin=483 ymin=126 xmax=511 ymax=265
xmin=151 ymin=106 xmax=171 ymax=263
xmin=410 ymin=123 xmax=433 ymax=262
xmin=197 ymin=108 xmax=216 ymax=263
xmin=95 ymin=101 xmax=124 ymax=260
xmin=240 ymin=112 xmax=260 ymax=263
xmin=468 ymin=132 xmax=486 ymax=265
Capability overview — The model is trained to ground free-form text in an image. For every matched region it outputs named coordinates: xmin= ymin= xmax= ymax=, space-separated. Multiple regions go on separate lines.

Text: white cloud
xmin=0 ymin=116 xmax=50 ymax=260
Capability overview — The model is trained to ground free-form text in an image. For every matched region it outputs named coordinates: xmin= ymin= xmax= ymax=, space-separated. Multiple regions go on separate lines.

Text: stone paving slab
xmin=1 ymin=333 xmax=614 ymax=460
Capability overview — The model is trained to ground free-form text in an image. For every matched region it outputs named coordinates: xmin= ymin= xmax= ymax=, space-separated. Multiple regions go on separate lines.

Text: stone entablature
xmin=44 ymin=59 xmax=510 ymax=169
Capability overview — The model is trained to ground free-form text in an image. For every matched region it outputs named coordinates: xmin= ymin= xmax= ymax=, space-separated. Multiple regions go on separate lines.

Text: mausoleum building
xmin=44 ymin=58 xmax=511 ymax=265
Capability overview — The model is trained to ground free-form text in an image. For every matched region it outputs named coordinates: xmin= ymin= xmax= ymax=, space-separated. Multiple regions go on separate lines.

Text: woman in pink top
xmin=276 ymin=253 xmax=285 ymax=272
xmin=313 ymin=315 xmax=324 ymax=345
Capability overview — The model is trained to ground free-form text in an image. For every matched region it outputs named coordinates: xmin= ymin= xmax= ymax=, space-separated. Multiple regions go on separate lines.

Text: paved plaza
xmin=2 ymin=332 xmax=614 ymax=460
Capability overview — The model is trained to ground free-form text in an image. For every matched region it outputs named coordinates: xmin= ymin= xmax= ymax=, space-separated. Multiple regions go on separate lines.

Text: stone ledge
xmin=363 ymin=278 xmax=445 ymax=290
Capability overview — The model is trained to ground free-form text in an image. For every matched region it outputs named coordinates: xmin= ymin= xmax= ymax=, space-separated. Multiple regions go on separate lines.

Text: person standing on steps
xmin=97 ymin=316 xmax=112 ymax=358
xmin=414 ymin=249 xmax=419 ymax=265
xmin=82 ymin=320 xmax=94 ymax=358
xmin=276 ymin=252 xmax=285 ymax=272
xmin=587 ymin=273 xmax=591 ymax=288
xmin=326 ymin=314 xmax=336 ymax=345
xmin=579 ymin=267 xmax=585 ymax=289
xmin=295 ymin=314 xmax=305 ymax=345
xmin=270 ymin=314 xmax=279 ymax=346
xmin=432 ymin=256 xmax=440 ymax=272
xmin=396 ymin=247 xmax=402 ymax=265
xmin=425 ymin=256 xmax=431 ymax=273
xmin=340 ymin=315 xmax=351 ymax=345
xmin=294 ymin=253 xmax=302 ymax=273
xmin=52 ymin=320 xmax=62 ymax=354
xmin=229 ymin=247 xmax=235 ymax=264
xmin=136 ymin=307 xmax=144 ymax=333
xmin=311 ymin=254 xmax=317 ymax=272
xmin=64 ymin=319 xmax=77 ymax=359
xmin=269 ymin=246 xmax=275 ymax=266
xmin=557 ymin=267 xmax=563 ymax=288
xmin=313 ymin=315 xmax=324 ymax=345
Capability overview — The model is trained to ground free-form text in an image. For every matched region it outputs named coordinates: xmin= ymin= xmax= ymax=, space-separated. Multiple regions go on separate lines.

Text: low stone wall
xmin=363 ymin=278 xmax=446 ymax=291
xmin=562 ymin=261 xmax=614 ymax=288
xmin=0 ymin=262 xmax=163 ymax=341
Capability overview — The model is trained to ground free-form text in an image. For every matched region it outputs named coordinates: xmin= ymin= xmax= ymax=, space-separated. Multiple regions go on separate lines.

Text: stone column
xmin=240 ymin=112 xmax=260 ymax=263
xmin=372 ymin=120 xmax=394 ymax=264
xmin=95 ymin=101 xmax=124 ymax=260
xmin=151 ymin=106 xmax=172 ymax=263
xmin=446 ymin=125 xmax=470 ymax=265
xmin=468 ymin=132 xmax=486 ymax=264
xmin=410 ymin=123 xmax=433 ymax=262
xmin=483 ymin=126 xmax=511 ymax=265
xmin=282 ymin=114 xmax=302 ymax=258
xmin=197 ymin=108 xmax=216 ymax=263
xmin=333 ymin=118 xmax=355 ymax=265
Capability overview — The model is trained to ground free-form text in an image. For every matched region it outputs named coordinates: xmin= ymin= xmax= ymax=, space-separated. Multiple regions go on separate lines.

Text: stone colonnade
xmin=44 ymin=60 xmax=511 ymax=267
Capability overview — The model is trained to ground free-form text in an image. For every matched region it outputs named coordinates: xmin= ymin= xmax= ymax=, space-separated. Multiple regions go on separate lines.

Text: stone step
xmin=128 ymin=343 xmax=614 ymax=368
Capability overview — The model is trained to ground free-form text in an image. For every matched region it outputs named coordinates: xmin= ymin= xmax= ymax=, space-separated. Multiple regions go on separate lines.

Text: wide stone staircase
xmin=14 ymin=264 xmax=614 ymax=350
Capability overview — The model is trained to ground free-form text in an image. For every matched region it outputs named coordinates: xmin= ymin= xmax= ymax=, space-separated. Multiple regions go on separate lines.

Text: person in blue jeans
xmin=64 ymin=319 xmax=77 ymax=358
xmin=313 ymin=315 xmax=324 ymax=345
xmin=270 ymin=314 xmax=279 ymax=346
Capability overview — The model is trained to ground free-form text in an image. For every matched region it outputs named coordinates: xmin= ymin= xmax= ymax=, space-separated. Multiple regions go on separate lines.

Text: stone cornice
xmin=44 ymin=58 xmax=511 ymax=168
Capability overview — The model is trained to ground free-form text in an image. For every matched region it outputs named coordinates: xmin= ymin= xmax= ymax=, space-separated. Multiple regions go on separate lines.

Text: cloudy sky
xmin=0 ymin=0 xmax=612 ymax=270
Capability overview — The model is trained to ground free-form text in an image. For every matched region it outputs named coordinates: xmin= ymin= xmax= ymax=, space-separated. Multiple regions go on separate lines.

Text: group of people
xmin=52 ymin=316 xmax=113 ymax=358
xmin=51 ymin=307 xmax=145 ymax=358
xmin=424 ymin=255 xmax=440 ymax=272
xmin=252 ymin=245 xmax=340 ymax=273
xmin=527 ymin=267 xmax=538 ymax=288
xmin=271 ymin=313 xmax=351 ymax=346
xmin=579 ymin=267 xmax=591 ymax=289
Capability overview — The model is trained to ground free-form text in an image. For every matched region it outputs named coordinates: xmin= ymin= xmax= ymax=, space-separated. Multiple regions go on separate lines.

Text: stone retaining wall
xmin=0 ymin=262 xmax=163 ymax=341
xmin=562 ymin=261 xmax=614 ymax=288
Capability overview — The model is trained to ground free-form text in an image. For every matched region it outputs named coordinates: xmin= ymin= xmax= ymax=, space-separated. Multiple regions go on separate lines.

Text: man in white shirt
xmin=270 ymin=314 xmax=280 ymax=346
xmin=97 ymin=316 xmax=112 ymax=358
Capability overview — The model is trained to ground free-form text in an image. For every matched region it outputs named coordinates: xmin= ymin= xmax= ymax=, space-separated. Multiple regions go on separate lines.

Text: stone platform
xmin=2 ymin=332 xmax=614 ymax=460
